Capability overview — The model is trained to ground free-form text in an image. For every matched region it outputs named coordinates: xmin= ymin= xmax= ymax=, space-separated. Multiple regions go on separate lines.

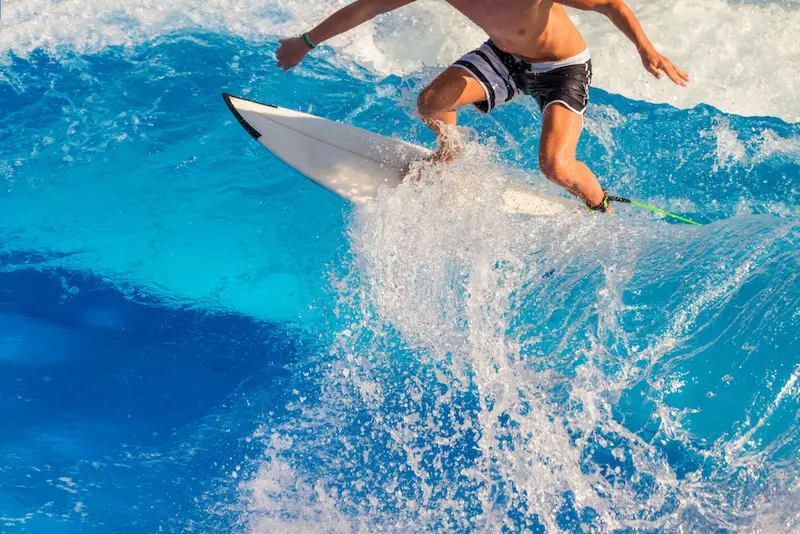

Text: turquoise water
xmin=1 ymin=13 xmax=800 ymax=534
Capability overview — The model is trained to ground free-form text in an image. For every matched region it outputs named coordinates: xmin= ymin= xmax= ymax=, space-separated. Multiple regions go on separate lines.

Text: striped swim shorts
xmin=452 ymin=40 xmax=593 ymax=115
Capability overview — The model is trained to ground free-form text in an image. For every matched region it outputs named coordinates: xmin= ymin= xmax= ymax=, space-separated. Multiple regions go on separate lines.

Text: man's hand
xmin=558 ymin=0 xmax=690 ymax=87
xmin=640 ymin=48 xmax=689 ymax=86
xmin=276 ymin=37 xmax=311 ymax=72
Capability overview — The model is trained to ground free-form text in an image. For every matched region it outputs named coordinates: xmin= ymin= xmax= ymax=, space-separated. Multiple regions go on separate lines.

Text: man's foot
xmin=585 ymin=189 xmax=615 ymax=215
xmin=401 ymin=146 xmax=458 ymax=182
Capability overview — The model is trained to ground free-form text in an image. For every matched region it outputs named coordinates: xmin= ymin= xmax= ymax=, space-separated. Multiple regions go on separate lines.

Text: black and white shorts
xmin=452 ymin=40 xmax=593 ymax=115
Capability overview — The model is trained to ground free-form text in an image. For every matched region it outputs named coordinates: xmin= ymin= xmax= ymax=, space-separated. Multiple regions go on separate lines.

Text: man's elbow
xmin=595 ymin=0 xmax=625 ymax=16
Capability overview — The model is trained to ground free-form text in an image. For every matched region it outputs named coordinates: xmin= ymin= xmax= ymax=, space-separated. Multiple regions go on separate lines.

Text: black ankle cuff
xmin=586 ymin=190 xmax=609 ymax=213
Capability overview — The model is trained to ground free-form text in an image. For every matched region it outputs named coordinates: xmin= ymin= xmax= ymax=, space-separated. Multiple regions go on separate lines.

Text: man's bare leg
xmin=416 ymin=71 xmax=610 ymax=212
xmin=416 ymin=67 xmax=488 ymax=162
xmin=538 ymin=103 xmax=610 ymax=211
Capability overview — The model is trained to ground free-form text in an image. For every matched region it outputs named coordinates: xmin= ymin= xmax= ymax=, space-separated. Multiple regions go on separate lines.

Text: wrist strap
xmin=586 ymin=189 xmax=609 ymax=213
xmin=301 ymin=33 xmax=316 ymax=50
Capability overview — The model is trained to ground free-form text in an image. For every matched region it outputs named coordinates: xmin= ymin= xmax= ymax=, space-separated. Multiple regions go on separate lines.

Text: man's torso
xmin=445 ymin=0 xmax=587 ymax=62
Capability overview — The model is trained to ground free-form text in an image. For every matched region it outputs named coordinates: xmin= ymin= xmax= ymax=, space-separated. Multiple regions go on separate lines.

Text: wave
xmin=0 ymin=25 xmax=798 ymax=532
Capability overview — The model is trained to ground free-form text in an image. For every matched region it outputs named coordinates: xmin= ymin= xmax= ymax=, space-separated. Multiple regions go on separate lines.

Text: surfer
xmin=275 ymin=0 xmax=688 ymax=213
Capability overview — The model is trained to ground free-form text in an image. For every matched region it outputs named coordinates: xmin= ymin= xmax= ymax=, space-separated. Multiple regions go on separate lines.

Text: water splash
xmin=240 ymin=141 xmax=800 ymax=531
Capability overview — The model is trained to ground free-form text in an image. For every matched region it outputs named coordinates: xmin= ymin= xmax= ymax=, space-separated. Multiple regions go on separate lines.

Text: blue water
xmin=1 ymin=30 xmax=799 ymax=532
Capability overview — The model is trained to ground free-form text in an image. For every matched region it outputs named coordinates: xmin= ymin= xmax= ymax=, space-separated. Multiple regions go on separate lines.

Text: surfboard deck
xmin=222 ymin=93 xmax=575 ymax=217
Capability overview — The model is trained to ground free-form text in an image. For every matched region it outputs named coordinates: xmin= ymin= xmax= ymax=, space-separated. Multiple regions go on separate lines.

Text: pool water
xmin=1 ymin=0 xmax=799 ymax=531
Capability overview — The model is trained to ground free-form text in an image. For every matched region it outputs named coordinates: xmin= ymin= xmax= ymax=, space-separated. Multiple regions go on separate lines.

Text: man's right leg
xmin=417 ymin=67 xmax=488 ymax=162
xmin=538 ymin=104 xmax=607 ymax=206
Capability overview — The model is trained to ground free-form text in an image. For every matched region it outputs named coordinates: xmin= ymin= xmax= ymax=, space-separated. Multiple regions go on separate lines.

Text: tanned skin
xmin=276 ymin=0 xmax=688 ymax=209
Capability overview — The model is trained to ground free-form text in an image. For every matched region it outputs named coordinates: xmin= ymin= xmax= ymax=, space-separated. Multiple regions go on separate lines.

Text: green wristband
xmin=301 ymin=33 xmax=316 ymax=50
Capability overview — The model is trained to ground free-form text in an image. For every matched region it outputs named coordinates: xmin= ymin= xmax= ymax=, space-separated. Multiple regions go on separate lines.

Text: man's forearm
xmin=557 ymin=0 xmax=688 ymax=84
xmin=597 ymin=0 xmax=654 ymax=53
xmin=307 ymin=0 xmax=412 ymax=46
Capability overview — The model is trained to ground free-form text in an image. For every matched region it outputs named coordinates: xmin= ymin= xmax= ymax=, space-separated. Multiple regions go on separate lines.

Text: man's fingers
xmin=276 ymin=39 xmax=303 ymax=72
xmin=664 ymin=66 xmax=680 ymax=85
xmin=663 ymin=64 xmax=683 ymax=85
xmin=643 ymin=52 xmax=690 ymax=85
xmin=665 ymin=63 xmax=688 ymax=86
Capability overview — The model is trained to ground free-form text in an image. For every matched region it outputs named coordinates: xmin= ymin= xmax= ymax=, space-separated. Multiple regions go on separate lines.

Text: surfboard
xmin=222 ymin=93 xmax=575 ymax=217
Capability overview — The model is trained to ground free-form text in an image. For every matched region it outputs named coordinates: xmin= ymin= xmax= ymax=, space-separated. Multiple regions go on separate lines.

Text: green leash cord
xmin=608 ymin=195 xmax=703 ymax=226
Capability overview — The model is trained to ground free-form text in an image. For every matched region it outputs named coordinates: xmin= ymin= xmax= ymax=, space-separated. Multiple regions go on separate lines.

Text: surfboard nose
xmin=222 ymin=93 xmax=262 ymax=140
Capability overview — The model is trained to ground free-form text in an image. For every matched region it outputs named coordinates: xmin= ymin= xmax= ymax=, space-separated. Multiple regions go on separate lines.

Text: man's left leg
xmin=538 ymin=104 xmax=610 ymax=211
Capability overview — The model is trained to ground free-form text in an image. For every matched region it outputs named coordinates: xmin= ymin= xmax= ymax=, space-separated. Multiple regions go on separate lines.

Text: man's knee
xmin=539 ymin=151 xmax=574 ymax=185
xmin=417 ymin=85 xmax=445 ymax=121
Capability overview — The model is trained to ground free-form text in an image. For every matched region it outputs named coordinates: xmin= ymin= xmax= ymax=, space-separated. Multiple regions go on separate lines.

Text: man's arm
xmin=557 ymin=0 xmax=689 ymax=86
xmin=276 ymin=0 xmax=416 ymax=71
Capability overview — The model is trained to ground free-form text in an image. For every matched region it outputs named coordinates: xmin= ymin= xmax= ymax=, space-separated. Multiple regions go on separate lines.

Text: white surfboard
xmin=222 ymin=93 xmax=575 ymax=217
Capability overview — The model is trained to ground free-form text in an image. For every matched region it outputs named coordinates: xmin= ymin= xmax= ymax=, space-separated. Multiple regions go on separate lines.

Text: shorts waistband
xmin=524 ymin=48 xmax=591 ymax=74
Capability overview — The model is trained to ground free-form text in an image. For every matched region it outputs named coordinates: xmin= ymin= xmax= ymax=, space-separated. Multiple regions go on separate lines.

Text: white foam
xmin=572 ymin=0 xmax=800 ymax=123
xmin=705 ymin=117 xmax=800 ymax=169
xmin=750 ymin=128 xmax=800 ymax=164
xmin=708 ymin=117 xmax=748 ymax=170
xmin=1 ymin=0 xmax=799 ymax=121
